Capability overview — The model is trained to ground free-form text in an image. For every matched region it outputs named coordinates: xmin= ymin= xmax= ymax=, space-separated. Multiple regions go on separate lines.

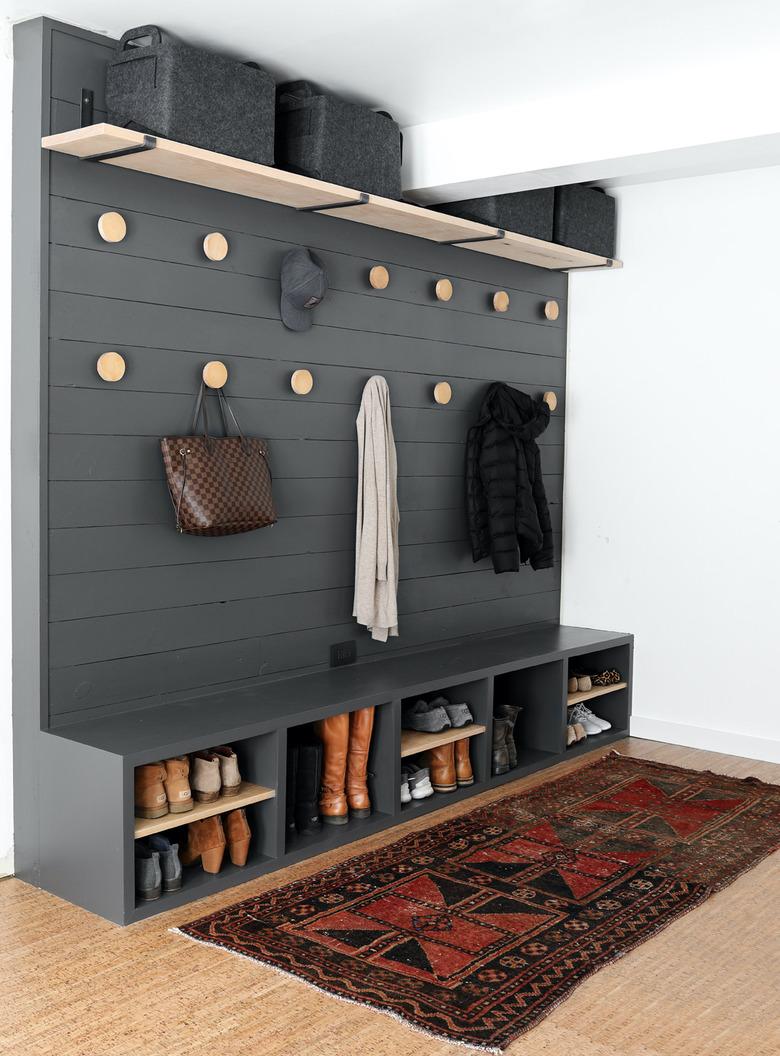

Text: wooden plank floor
xmin=3 ymin=738 xmax=779 ymax=1056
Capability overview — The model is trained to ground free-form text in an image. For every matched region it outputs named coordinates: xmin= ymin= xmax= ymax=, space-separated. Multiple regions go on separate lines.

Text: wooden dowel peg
xmin=544 ymin=299 xmax=560 ymax=321
xmin=493 ymin=290 xmax=510 ymax=312
xmin=433 ymin=381 xmax=452 ymax=405
xmin=542 ymin=391 xmax=558 ymax=411
xmin=369 ymin=265 xmax=390 ymax=289
xmin=203 ymin=232 xmax=229 ymax=261
xmin=96 ymin=351 xmax=126 ymax=382
xmin=435 ymin=278 xmax=453 ymax=302
xmin=202 ymin=361 xmax=228 ymax=389
xmin=290 ymin=368 xmax=314 ymax=395
xmin=97 ymin=211 xmax=127 ymax=243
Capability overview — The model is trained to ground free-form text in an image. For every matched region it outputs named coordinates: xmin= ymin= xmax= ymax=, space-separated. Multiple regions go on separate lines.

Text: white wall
xmin=0 ymin=19 xmax=14 ymax=875
xmin=563 ymin=165 xmax=780 ymax=763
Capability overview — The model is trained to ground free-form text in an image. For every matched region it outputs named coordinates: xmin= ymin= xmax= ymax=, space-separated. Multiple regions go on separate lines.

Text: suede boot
xmin=135 ymin=843 xmax=162 ymax=900
xmin=162 ymin=756 xmax=193 ymax=814
xmin=212 ymin=746 xmax=242 ymax=796
xmin=286 ymin=740 xmax=299 ymax=836
xmin=181 ymin=816 xmax=226 ymax=874
xmin=295 ymin=739 xmax=322 ymax=834
xmin=454 ymin=738 xmax=474 ymax=787
xmin=134 ymin=762 xmax=168 ymax=819
xmin=314 ymin=712 xmax=349 ymax=824
xmin=346 ymin=706 xmax=375 ymax=818
xmin=148 ymin=834 xmax=182 ymax=891
xmin=492 ymin=717 xmax=511 ymax=775
xmin=191 ymin=751 xmax=222 ymax=802
xmin=494 ymin=704 xmax=522 ymax=769
xmin=224 ymin=808 xmax=252 ymax=867
xmin=423 ymin=742 xmax=457 ymax=793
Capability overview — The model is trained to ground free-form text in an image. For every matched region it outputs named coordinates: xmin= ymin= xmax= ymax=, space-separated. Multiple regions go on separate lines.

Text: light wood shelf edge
xmin=401 ymin=723 xmax=486 ymax=758
xmin=134 ymin=781 xmax=275 ymax=838
xmin=567 ymin=681 xmax=628 ymax=706
xmin=41 ymin=125 xmax=622 ymax=273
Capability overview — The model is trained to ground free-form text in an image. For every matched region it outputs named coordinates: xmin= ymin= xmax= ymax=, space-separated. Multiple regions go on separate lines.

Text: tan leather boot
xmin=424 ymin=743 xmax=457 ymax=793
xmin=180 ymin=816 xmax=225 ymax=874
xmin=224 ymin=808 xmax=252 ymax=866
xmin=191 ymin=751 xmax=222 ymax=802
xmin=212 ymin=746 xmax=242 ymax=796
xmin=346 ymin=706 xmax=375 ymax=818
xmin=134 ymin=762 xmax=168 ymax=819
xmin=454 ymin=738 xmax=474 ymax=787
xmin=162 ymin=756 xmax=193 ymax=813
xmin=314 ymin=712 xmax=349 ymax=824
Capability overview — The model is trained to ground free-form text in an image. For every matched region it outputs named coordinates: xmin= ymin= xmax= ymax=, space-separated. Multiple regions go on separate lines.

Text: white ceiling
xmin=5 ymin=0 xmax=780 ymax=127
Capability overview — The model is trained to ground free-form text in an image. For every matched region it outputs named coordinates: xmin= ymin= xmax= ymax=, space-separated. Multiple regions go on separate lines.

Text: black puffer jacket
xmin=466 ymin=383 xmax=553 ymax=574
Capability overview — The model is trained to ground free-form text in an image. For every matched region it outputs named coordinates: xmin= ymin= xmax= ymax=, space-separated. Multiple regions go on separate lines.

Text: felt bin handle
xmin=118 ymin=25 xmax=164 ymax=51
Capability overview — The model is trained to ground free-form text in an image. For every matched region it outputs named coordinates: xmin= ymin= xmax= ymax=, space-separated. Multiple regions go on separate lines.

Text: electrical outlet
xmin=330 ymin=640 xmax=357 ymax=667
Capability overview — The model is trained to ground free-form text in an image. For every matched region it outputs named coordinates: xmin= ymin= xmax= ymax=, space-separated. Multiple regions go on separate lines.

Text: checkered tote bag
xmin=161 ymin=383 xmax=277 ymax=536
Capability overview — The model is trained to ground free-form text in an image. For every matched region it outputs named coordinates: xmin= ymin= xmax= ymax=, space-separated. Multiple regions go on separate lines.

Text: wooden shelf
xmin=401 ymin=723 xmax=486 ymax=758
xmin=41 ymin=124 xmax=621 ymax=273
xmin=134 ymin=781 xmax=275 ymax=839
xmin=567 ymin=681 xmax=628 ymax=706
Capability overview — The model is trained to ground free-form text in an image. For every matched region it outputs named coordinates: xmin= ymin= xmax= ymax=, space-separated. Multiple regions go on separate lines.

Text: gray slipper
xmin=402 ymin=698 xmax=451 ymax=733
xmin=431 ymin=696 xmax=473 ymax=728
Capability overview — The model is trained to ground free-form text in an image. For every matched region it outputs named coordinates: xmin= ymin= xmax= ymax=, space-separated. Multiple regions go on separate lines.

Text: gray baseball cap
xmin=280 ymin=247 xmax=328 ymax=331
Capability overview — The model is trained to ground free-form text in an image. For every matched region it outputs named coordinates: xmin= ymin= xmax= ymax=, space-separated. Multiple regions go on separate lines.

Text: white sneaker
xmin=580 ymin=704 xmax=611 ymax=731
xmin=411 ymin=778 xmax=434 ymax=799
xmin=400 ymin=779 xmax=411 ymax=804
xmin=569 ymin=703 xmax=603 ymax=736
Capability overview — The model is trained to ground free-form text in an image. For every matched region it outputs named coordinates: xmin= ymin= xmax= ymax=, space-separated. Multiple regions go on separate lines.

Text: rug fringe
xmin=170 ymin=927 xmax=504 ymax=1054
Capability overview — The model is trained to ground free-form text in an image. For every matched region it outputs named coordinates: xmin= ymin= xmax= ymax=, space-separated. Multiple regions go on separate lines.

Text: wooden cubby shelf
xmin=41 ymin=124 xmax=622 ymax=272
xmin=401 ymin=723 xmax=486 ymax=758
xmin=134 ymin=782 xmax=276 ymax=839
xmin=567 ymin=681 xmax=628 ymax=706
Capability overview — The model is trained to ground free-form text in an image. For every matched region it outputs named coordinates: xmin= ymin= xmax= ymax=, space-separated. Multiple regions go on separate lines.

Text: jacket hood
xmin=478 ymin=383 xmax=550 ymax=441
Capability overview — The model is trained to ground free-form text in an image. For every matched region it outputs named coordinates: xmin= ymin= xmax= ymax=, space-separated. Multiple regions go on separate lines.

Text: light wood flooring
xmin=2 ymin=738 xmax=779 ymax=1056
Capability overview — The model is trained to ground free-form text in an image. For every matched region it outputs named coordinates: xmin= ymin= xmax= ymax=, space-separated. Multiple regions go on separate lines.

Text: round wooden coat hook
xmin=369 ymin=265 xmax=390 ymax=290
xmin=543 ymin=391 xmax=558 ymax=411
xmin=493 ymin=290 xmax=510 ymax=313
xmin=202 ymin=361 xmax=228 ymax=389
xmin=97 ymin=211 xmax=127 ymax=243
xmin=203 ymin=232 xmax=229 ymax=261
xmin=544 ymin=299 xmax=560 ymax=321
xmin=96 ymin=351 xmax=126 ymax=382
xmin=435 ymin=278 xmax=454 ymax=302
xmin=291 ymin=368 xmax=314 ymax=395
xmin=433 ymin=381 xmax=453 ymax=405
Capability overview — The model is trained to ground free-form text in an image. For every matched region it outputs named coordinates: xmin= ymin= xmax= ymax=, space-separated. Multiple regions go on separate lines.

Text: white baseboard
xmin=0 ymin=849 xmax=13 ymax=878
xmin=630 ymin=716 xmax=780 ymax=764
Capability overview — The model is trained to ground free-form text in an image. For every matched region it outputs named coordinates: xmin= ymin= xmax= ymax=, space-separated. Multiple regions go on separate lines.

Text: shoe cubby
xmin=565 ymin=643 xmax=632 ymax=755
xmin=493 ymin=661 xmax=566 ymax=783
xmin=283 ymin=702 xmax=396 ymax=860
xmin=399 ymin=678 xmax=491 ymax=817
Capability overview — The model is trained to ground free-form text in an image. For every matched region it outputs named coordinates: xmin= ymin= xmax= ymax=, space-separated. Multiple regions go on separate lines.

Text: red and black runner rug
xmin=176 ymin=753 xmax=780 ymax=1051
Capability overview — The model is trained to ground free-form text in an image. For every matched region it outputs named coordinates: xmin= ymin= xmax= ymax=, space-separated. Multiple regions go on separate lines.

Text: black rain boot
xmin=495 ymin=704 xmax=522 ymax=769
xmin=286 ymin=740 xmax=299 ymax=838
xmin=295 ymin=739 xmax=323 ymax=835
xmin=492 ymin=717 xmax=511 ymax=775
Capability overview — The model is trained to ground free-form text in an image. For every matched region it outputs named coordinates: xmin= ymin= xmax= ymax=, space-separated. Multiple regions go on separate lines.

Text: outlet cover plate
xmin=330 ymin=640 xmax=357 ymax=667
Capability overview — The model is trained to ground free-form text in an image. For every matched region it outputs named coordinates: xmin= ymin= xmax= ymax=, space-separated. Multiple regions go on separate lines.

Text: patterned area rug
xmin=176 ymin=753 xmax=780 ymax=1052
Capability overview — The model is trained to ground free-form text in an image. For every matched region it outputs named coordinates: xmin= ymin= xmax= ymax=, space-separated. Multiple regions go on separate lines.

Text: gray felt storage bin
xmin=434 ymin=189 xmax=554 ymax=241
xmin=276 ymin=81 xmax=402 ymax=199
xmin=554 ymin=185 xmax=616 ymax=258
xmin=106 ymin=26 xmax=275 ymax=165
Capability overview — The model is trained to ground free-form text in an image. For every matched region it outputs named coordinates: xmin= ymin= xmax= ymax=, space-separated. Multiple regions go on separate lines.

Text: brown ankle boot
xmin=314 ymin=712 xmax=349 ymax=824
xmin=162 ymin=756 xmax=193 ymax=814
xmin=224 ymin=808 xmax=252 ymax=866
xmin=424 ymin=743 xmax=457 ymax=793
xmin=346 ymin=706 xmax=375 ymax=818
xmin=180 ymin=816 xmax=225 ymax=874
xmin=134 ymin=762 xmax=168 ymax=819
xmin=454 ymin=738 xmax=474 ymax=787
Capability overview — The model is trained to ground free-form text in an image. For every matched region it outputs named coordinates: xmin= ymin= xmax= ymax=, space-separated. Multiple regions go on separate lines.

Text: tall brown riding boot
xmin=423 ymin=742 xmax=457 ymax=793
xmin=454 ymin=738 xmax=474 ymax=787
xmin=314 ymin=712 xmax=349 ymax=825
xmin=180 ymin=816 xmax=226 ymax=874
xmin=134 ymin=762 xmax=168 ymax=819
xmin=346 ymin=706 xmax=375 ymax=818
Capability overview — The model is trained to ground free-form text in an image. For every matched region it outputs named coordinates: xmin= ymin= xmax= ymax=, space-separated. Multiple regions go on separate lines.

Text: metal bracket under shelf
xmin=82 ymin=134 xmax=158 ymax=163
xmin=299 ymin=191 xmax=370 ymax=213
xmin=438 ymin=229 xmax=506 ymax=246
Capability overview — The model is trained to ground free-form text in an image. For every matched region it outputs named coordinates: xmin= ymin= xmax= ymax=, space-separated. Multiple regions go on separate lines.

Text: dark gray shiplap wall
xmin=45 ymin=27 xmax=567 ymax=727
